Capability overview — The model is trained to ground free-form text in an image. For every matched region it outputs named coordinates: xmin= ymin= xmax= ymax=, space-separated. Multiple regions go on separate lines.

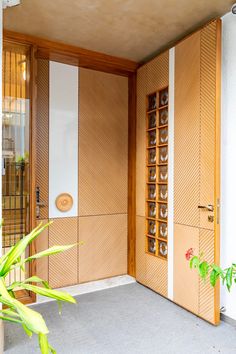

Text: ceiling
xmin=3 ymin=0 xmax=234 ymax=63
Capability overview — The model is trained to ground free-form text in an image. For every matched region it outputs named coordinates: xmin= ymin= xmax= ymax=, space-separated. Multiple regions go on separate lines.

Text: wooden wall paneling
xmin=136 ymin=216 xmax=146 ymax=284
xmin=136 ymin=51 xmax=169 ymax=296
xmin=214 ymin=19 xmax=222 ymax=325
xmin=146 ymin=51 xmax=169 ymax=94
xmin=128 ymin=73 xmax=137 ymax=277
xmin=174 ymin=32 xmax=201 ymax=227
xmin=49 ymin=217 xmax=78 ymax=288
xmin=36 ymin=59 xmax=49 ymax=219
xmin=79 ymin=214 xmax=127 ymax=283
xmin=198 ymin=19 xmax=221 ymax=325
xmin=199 ymin=229 xmax=215 ymax=322
xmin=136 ymin=65 xmax=147 ymax=217
xmin=4 ymin=30 xmax=138 ymax=77
xmin=146 ymin=256 xmax=168 ymax=297
xmin=35 ymin=219 xmax=49 ymax=282
xmin=79 ymin=68 xmax=128 ymax=216
xmin=29 ymin=45 xmax=38 ymax=303
xmin=174 ymin=224 xmax=199 ymax=313
xmin=199 ymin=22 xmax=217 ymax=231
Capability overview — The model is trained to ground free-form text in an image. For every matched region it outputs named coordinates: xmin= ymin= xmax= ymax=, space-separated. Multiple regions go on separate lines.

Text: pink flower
xmin=185 ymin=248 xmax=194 ymax=261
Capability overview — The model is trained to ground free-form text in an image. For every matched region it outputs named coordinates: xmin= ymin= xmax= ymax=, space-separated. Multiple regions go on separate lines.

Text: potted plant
xmin=0 ymin=222 xmax=79 ymax=354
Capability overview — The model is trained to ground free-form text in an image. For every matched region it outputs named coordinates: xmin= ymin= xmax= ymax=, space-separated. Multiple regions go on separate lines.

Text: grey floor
xmin=4 ymin=283 xmax=236 ymax=354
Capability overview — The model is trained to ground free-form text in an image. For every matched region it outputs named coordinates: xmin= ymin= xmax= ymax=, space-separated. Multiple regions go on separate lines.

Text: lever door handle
xmin=198 ymin=204 xmax=214 ymax=212
xmin=36 ymin=201 xmax=46 ymax=208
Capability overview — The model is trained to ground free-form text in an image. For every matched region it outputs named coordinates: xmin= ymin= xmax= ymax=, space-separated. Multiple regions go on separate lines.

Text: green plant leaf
xmin=211 ymin=264 xmax=224 ymax=277
xmin=210 ymin=269 xmax=220 ymax=286
xmin=0 ymin=309 xmax=20 ymax=318
xmin=22 ymin=323 xmax=33 ymax=338
xmin=19 ymin=284 xmax=76 ymax=304
xmin=49 ymin=343 xmax=57 ymax=354
xmin=38 ymin=333 xmax=50 ymax=354
xmin=0 ymin=315 xmax=22 ymax=324
xmin=198 ymin=261 xmax=209 ymax=279
xmin=0 ymin=223 xmax=51 ymax=276
xmin=226 ymin=267 xmax=233 ymax=291
xmin=190 ymin=256 xmax=200 ymax=269
xmin=13 ymin=300 xmax=49 ymax=334
xmin=24 ymin=244 xmax=78 ymax=262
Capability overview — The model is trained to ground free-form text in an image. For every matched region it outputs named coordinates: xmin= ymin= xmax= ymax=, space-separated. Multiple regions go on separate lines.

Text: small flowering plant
xmin=186 ymin=248 xmax=236 ymax=291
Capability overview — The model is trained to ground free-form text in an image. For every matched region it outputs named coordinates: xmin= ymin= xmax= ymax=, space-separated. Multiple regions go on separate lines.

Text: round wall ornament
xmin=55 ymin=193 xmax=73 ymax=212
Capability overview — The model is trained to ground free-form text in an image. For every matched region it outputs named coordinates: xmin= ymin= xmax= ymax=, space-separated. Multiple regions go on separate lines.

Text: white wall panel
xmin=49 ymin=61 xmax=78 ymax=218
xmin=221 ymin=13 xmax=236 ymax=321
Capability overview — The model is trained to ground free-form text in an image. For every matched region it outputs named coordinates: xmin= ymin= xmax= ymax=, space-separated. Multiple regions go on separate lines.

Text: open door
xmin=173 ymin=20 xmax=221 ymax=324
xmin=136 ymin=19 xmax=221 ymax=325
xmin=2 ymin=41 xmax=36 ymax=303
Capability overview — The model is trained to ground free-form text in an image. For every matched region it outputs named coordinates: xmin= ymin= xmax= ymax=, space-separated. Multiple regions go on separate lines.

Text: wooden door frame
xmin=3 ymin=32 xmax=138 ymax=301
xmin=214 ymin=18 xmax=222 ymax=325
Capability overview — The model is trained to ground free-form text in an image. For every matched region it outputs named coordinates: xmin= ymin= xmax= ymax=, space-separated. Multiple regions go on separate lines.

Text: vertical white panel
xmin=168 ymin=48 xmax=175 ymax=300
xmin=49 ymin=61 xmax=78 ymax=218
xmin=221 ymin=13 xmax=236 ymax=321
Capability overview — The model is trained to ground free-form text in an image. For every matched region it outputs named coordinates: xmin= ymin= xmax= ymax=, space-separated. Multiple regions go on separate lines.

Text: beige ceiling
xmin=3 ymin=0 xmax=234 ymax=62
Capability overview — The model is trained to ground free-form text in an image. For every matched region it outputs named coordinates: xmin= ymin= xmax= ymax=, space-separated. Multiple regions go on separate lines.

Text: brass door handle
xmin=198 ymin=204 xmax=214 ymax=212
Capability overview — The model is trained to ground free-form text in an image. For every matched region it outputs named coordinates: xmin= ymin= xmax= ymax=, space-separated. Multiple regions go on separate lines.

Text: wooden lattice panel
xmin=174 ymin=32 xmax=201 ymax=228
xmin=36 ymin=59 xmax=49 ymax=219
xmin=146 ymin=51 xmax=169 ymax=94
xmin=35 ymin=219 xmax=49 ymax=282
xmin=199 ymin=22 xmax=217 ymax=230
xmin=79 ymin=68 xmax=128 ymax=216
xmin=173 ymin=224 xmax=199 ymax=314
xmin=146 ymin=256 xmax=168 ymax=297
xmin=136 ymin=216 xmax=146 ymax=284
xmin=136 ymin=65 xmax=147 ymax=217
xmin=49 ymin=218 xmax=78 ymax=288
xmin=78 ymin=214 xmax=127 ymax=283
xmin=199 ymin=229 xmax=215 ymax=323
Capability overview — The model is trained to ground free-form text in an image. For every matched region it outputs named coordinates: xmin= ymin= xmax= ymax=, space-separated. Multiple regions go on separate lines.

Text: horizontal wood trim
xmin=4 ymin=30 xmax=138 ymax=76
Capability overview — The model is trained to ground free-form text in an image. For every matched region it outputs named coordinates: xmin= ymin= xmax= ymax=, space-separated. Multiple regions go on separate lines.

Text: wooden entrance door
xmin=173 ymin=20 xmax=221 ymax=324
xmin=2 ymin=41 xmax=37 ymax=304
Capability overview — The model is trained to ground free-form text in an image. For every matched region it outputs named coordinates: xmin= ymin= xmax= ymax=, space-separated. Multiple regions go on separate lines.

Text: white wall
xmin=49 ymin=61 xmax=79 ymax=218
xmin=221 ymin=12 xmax=236 ymax=321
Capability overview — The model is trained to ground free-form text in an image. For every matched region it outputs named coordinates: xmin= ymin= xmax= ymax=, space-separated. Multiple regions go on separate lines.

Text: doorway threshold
xmin=31 ymin=275 xmax=136 ymax=305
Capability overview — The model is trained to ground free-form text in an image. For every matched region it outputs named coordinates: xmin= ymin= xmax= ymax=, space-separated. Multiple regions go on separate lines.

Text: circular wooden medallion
xmin=55 ymin=193 xmax=73 ymax=212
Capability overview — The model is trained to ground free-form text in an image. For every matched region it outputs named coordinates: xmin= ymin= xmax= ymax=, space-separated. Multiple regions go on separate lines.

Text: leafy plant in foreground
xmin=186 ymin=248 xmax=236 ymax=291
xmin=0 ymin=222 xmax=80 ymax=353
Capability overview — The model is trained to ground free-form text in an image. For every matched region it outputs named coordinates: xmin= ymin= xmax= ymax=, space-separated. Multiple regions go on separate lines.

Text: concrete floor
xmin=4 ymin=283 xmax=236 ymax=354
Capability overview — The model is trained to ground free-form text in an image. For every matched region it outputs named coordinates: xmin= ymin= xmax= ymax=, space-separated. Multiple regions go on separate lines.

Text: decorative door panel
xmin=174 ymin=20 xmax=221 ymax=324
xmin=136 ymin=20 xmax=221 ymax=325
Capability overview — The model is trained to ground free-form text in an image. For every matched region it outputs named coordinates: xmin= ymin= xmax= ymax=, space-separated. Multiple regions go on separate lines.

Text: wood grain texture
xmin=146 ymin=254 xmax=168 ymax=297
xmin=136 ymin=65 xmax=147 ymax=217
xmin=173 ymin=224 xmax=199 ymax=314
xmin=199 ymin=22 xmax=216 ymax=230
xmin=4 ymin=30 xmax=138 ymax=76
xmin=79 ymin=68 xmax=128 ymax=216
xmin=78 ymin=214 xmax=127 ymax=283
xmin=49 ymin=218 xmax=78 ymax=288
xmin=36 ymin=59 xmax=49 ymax=219
xmin=136 ymin=216 xmax=146 ymax=284
xmin=146 ymin=51 xmax=169 ymax=94
xmin=174 ymin=32 xmax=201 ymax=227
xmin=128 ymin=73 xmax=137 ymax=277
xmin=35 ymin=219 xmax=49 ymax=282
xmin=199 ymin=229 xmax=214 ymax=323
